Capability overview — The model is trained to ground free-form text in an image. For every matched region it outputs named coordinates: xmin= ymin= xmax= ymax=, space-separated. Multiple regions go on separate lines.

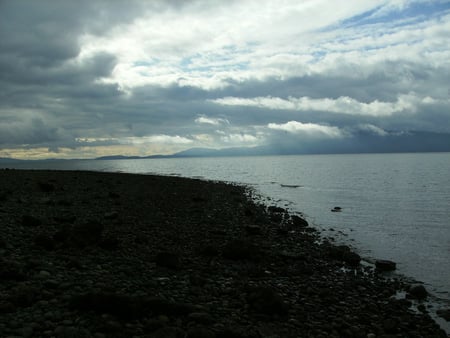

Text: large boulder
xmin=247 ymin=286 xmax=289 ymax=316
xmin=375 ymin=259 xmax=396 ymax=272
xmin=408 ymin=284 xmax=428 ymax=299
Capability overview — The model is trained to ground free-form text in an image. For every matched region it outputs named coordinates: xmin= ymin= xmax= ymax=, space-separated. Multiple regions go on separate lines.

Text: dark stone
xmin=326 ymin=244 xmax=351 ymax=260
xmin=53 ymin=215 xmax=76 ymax=224
xmin=53 ymin=224 xmax=72 ymax=243
xmin=21 ymin=214 xmax=42 ymax=227
xmin=33 ymin=232 xmax=55 ymax=250
xmin=331 ymin=207 xmax=342 ymax=212
xmin=0 ymin=259 xmax=26 ymax=281
xmin=245 ymin=224 xmax=262 ymax=235
xmin=198 ymin=244 xmax=219 ymax=257
xmin=436 ymin=309 xmax=450 ymax=321
xmin=291 ymin=215 xmax=308 ymax=227
xmin=70 ymin=292 xmax=141 ymax=319
xmin=70 ymin=220 xmax=104 ymax=247
xmin=99 ymin=234 xmax=120 ymax=250
xmin=222 ymin=240 xmax=256 ymax=260
xmin=408 ymin=284 xmax=428 ymax=299
xmin=10 ymin=284 xmax=40 ymax=307
xmin=216 ymin=328 xmax=246 ymax=338
xmin=383 ymin=318 xmax=398 ymax=333
xmin=186 ymin=326 xmax=215 ymax=338
xmin=268 ymin=206 xmax=286 ymax=213
xmin=37 ymin=181 xmax=55 ymax=192
xmin=247 ymin=286 xmax=288 ymax=316
xmin=104 ymin=211 xmax=119 ymax=220
xmin=187 ymin=312 xmax=215 ymax=324
xmin=375 ymin=260 xmax=396 ymax=271
xmin=155 ymin=252 xmax=180 ymax=269
xmin=151 ymin=327 xmax=184 ymax=338
xmin=343 ymin=251 xmax=361 ymax=267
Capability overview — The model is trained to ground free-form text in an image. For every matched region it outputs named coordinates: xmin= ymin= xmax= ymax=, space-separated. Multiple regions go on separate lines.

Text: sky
xmin=0 ymin=0 xmax=449 ymax=159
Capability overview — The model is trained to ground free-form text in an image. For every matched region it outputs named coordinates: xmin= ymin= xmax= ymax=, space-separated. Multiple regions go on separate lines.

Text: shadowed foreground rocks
xmin=0 ymin=169 xmax=447 ymax=337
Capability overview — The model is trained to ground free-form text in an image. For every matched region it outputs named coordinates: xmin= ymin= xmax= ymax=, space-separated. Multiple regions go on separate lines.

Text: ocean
xmin=5 ymin=153 xmax=450 ymax=313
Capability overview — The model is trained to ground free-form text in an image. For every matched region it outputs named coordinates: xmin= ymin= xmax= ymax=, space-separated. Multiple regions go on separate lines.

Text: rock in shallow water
xmin=375 ymin=259 xmax=396 ymax=271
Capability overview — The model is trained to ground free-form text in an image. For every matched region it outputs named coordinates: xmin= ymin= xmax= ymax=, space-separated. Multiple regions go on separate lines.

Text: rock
xmin=155 ymin=251 xmax=180 ymax=269
xmin=54 ymin=326 xmax=92 ymax=338
xmin=291 ymin=215 xmax=308 ymax=227
xmin=331 ymin=207 xmax=342 ymax=212
xmin=53 ymin=224 xmax=72 ymax=243
xmin=70 ymin=292 xmax=141 ymax=319
xmin=408 ymin=284 xmax=428 ymax=299
xmin=99 ymin=234 xmax=120 ymax=250
xmin=326 ymin=244 xmax=351 ymax=260
xmin=247 ymin=286 xmax=288 ymax=316
xmin=104 ymin=211 xmax=119 ymax=220
xmin=222 ymin=240 xmax=256 ymax=260
xmin=186 ymin=326 xmax=215 ymax=338
xmin=245 ymin=224 xmax=262 ymax=235
xmin=187 ymin=312 xmax=215 ymax=324
xmin=375 ymin=259 xmax=396 ymax=271
xmin=436 ymin=309 xmax=450 ymax=321
xmin=343 ymin=251 xmax=361 ymax=267
xmin=0 ymin=259 xmax=26 ymax=281
xmin=21 ymin=214 xmax=42 ymax=227
xmin=268 ymin=206 xmax=286 ymax=213
xmin=33 ymin=232 xmax=55 ymax=250
xmin=70 ymin=220 xmax=104 ymax=247
xmin=198 ymin=244 xmax=219 ymax=257
xmin=151 ymin=326 xmax=184 ymax=338
xmin=37 ymin=181 xmax=55 ymax=193
xmin=9 ymin=284 xmax=39 ymax=307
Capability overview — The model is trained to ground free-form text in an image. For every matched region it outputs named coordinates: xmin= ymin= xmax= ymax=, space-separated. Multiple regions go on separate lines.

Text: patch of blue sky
xmin=341 ymin=1 xmax=449 ymax=28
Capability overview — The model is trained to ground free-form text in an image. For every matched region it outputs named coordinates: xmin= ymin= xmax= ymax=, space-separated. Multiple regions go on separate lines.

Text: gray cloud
xmin=0 ymin=0 xmax=449 ymax=158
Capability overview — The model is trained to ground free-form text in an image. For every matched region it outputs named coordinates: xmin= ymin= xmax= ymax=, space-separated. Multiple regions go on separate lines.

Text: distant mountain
xmin=0 ymin=157 xmax=25 ymax=163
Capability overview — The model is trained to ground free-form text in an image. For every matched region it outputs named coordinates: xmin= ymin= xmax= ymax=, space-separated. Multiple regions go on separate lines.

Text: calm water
xmin=5 ymin=153 xmax=450 ymax=304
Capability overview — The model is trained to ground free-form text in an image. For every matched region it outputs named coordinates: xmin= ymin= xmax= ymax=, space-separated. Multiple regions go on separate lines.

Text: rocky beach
xmin=0 ymin=169 xmax=447 ymax=337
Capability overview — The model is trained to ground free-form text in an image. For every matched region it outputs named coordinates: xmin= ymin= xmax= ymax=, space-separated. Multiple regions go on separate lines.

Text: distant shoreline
xmin=0 ymin=169 xmax=447 ymax=336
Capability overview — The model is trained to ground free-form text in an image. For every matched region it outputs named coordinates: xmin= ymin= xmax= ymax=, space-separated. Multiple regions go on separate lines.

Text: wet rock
xmin=291 ymin=215 xmax=308 ymax=227
xmin=376 ymin=259 xmax=396 ymax=271
xmin=408 ymin=284 xmax=428 ymax=299
xmin=245 ymin=224 xmax=262 ymax=235
xmin=343 ymin=251 xmax=361 ymax=267
xmin=247 ymin=286 xmax=289 ymax=316
xmin=33 ymin=232 xmax=55 ymax=250
xmin=198 ymin=244 xmax=219 ymax=257
xmin=155 ymin=251 xmax=180 ymax=269
xmin=331 ymin=206 xmax=342 ymax=212
xmin=222 ymin=240 xmax=256 ymax=260
xmin=436 ymin=309 xmax=450 ymax=321
xmin=152 ymin=326 xmax=184 ymax=338
xmin=99 ymin=233 xmax=120 ymax=250
xmin=10 ymin=284 xmax=40 ymax=308
xmin=37 ymin=181 xmax=55 ymax=193
xmin=0 ymin=259 xmax=26 ymax=281
xmin=187 ymin=326 xmax=215 ymax=338
xmin=187 ymin=312 xmax=215 ymax=324
xmin=21 ymin=214 xmax=42 ymax=227
xmin=104 ymin=211 xmax=119 ymax=220
xmin=268 ymin=206 xmax=286 ymax=213
xmin=53 ymin=224 xmax=72 ymax=243
xmin=70 ymin=292 xmax=141 ymax=319
xmin=70 ymin=220 xmax=104 ymax=247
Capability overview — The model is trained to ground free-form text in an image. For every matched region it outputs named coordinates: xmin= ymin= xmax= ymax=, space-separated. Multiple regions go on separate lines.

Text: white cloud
xmin=76 ymin=135 xmax=193 ymax=145
xmin=211 ymin=94 xmax=443 ymax=116
xmin=268 ymin=121 xmax=344 ymax=138
xmin=76 ymin=0 xmax=450 ymax=91
xmin=221 ymin=133 xmax=260 ymax=144
xmin=357 ymin=124 xmax=389 ymax=136
xmin=195 ymin=115 xmax=229 ymax=126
